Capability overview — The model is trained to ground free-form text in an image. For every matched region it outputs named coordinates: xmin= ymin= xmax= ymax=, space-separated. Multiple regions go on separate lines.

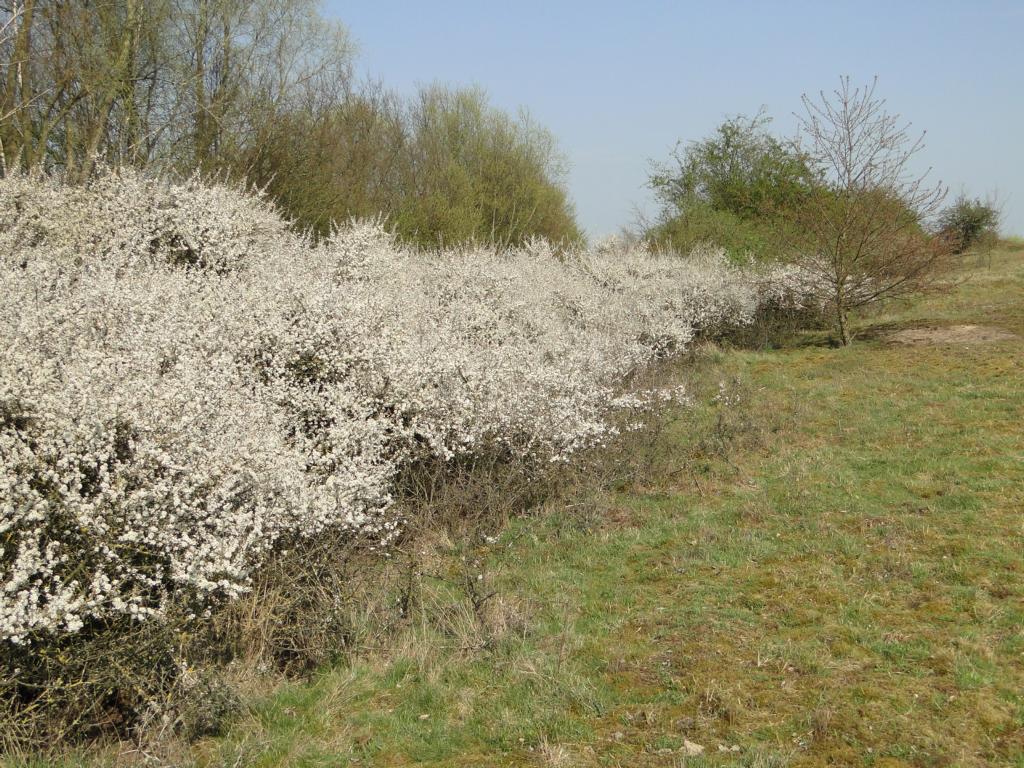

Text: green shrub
xmin=646 ymin=112 xmax=817 ymax=262
xmin=645 ymin=203 xmax=777 ymax=263
xmin=937 ymin=195 xmax=1000 ymax=253
xmin=241 ymin=85 xmax=582 ymax=247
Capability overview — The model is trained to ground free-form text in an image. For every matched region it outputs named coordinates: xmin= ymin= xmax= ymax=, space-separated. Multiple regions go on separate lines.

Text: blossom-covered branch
xmin=0 ymin=171 xmax=809 ymax=645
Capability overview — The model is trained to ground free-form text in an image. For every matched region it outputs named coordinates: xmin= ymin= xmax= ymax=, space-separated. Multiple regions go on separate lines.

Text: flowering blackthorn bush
xmin=0 ymin=170 xmax=812 ymax=648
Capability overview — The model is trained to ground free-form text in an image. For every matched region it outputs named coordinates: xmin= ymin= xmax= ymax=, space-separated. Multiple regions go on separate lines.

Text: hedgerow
xmin=0 ymin=170 xmax=813 ymax=744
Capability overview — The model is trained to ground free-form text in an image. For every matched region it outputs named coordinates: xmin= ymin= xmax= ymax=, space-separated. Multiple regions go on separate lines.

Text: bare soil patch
xmin=887 ymin=324 xmax=1019 ymax=346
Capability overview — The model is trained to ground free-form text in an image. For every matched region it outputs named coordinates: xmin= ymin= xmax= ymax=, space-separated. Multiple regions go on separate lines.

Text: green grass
xmin=15 ymin=247 xmax=1024 ymax=768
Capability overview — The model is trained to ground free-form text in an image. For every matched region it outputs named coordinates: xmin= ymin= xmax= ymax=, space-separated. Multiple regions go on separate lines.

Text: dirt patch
xmin=887 ymin=324 xmax=1019 ymax=346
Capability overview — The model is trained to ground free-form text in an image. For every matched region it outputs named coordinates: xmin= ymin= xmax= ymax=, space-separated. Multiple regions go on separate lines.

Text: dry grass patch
xmin=886 ymin=323 xmax=1018 ymax=345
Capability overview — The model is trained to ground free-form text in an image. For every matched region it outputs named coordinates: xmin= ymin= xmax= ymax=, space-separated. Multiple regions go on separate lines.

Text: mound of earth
xmin=887 ymin=324 xmax=1018 ymax=345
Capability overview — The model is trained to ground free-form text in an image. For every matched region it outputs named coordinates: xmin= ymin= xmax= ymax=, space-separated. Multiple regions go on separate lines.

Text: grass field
xmin=24 ymin=247 xmax=1024 ymax=767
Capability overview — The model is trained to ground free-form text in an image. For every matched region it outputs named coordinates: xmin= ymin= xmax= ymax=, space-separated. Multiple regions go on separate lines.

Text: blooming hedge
xmin=0 ymin=171 xmax=808 ymax=646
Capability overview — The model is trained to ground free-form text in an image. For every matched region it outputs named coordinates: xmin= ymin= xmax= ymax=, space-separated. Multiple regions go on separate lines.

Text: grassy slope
xmin=34 ymin=248 xmax=1024 ymax=767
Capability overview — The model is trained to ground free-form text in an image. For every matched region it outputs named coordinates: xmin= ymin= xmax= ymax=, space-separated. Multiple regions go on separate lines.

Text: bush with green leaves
xmin=646 ymin=112 xmax=817 ymax=260
xmin=936 ymin=195 xmax=1000 ymax=253
xmin=644 ymin=203 xmax=776 ymax=265
xmin=242 ymin=85 xmax=582 ymax=247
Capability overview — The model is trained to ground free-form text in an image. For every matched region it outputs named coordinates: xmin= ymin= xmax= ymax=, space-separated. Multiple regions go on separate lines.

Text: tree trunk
xmin=2 ymin=0 xmax=36 ymax=171
xmin=836 ymin=302 xmax=851 ymax=346
xmin=193 ymin=0 xmax=211 ymax=168
xmin=76 ymin=0 xmax=140 ymax=181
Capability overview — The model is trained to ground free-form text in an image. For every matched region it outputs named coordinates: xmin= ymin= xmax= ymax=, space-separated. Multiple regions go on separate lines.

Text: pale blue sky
xmin=324 ymin=0 xmax=1023 ymax=238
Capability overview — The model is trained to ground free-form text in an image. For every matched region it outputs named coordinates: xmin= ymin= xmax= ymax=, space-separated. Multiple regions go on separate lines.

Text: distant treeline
xmin=0 ymin=0 xmax=581 ymax=246
xmin=643 ymin=109 xmax=1001 ymax=262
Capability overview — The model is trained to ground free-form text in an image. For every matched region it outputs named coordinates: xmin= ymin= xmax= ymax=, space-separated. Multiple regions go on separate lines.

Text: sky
xmin=323 ymin=0 xmax=1024 ymax=239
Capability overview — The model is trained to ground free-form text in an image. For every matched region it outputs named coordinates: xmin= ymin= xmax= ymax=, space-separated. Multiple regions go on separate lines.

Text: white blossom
xmin=0 ymin=169 xmax=812 ymax=644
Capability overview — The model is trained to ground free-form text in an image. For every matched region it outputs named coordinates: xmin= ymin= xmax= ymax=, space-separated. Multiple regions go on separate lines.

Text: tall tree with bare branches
xmin=0 ymin=2 xmax=580 ymax=246
xmin=787 ymin=77 xmax=948 ymax=345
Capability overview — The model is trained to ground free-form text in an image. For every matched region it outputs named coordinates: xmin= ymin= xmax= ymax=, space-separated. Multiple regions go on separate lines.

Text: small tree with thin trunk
xmin=788 ymin=77 xmax=948 ymax=345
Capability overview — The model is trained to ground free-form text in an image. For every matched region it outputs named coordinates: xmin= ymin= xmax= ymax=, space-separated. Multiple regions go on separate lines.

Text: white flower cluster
xmin=754 ymin=262 xmax=872 ymax=311
xmin=0 ymin=171 xmax=801 ymax=645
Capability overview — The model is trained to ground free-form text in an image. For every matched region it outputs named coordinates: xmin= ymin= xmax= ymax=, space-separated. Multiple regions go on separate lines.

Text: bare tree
xmin=0 ymin=0 xmax=354 ymax=177
xmin=0 ymin=2 xmax=579 ymax=246
xmin=0 ymin=0 xmax=167 ymax=175
xmin=789 ymin=77 xmax=948 ymax=345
